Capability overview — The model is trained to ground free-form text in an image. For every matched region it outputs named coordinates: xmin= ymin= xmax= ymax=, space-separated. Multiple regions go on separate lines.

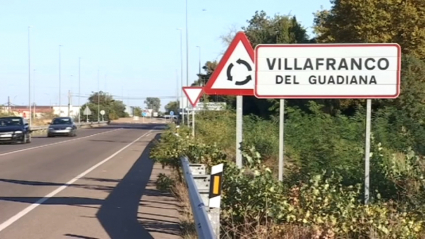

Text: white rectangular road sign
xmin=254 ymin=44 xmax=401 ymax=99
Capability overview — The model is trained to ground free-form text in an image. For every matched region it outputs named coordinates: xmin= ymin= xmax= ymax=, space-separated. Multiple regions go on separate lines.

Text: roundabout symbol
xmin=226 ymin=58 xmax=252 ymax=86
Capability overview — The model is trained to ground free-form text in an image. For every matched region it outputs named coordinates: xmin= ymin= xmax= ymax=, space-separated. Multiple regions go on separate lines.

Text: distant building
xmin=0 ymin=105 xmax=82 ymax=119
xmin=1 ymin=105 xmax=53 ymax=119
xmin=125 ymin=106 xmax=133 ymax=117
xmin=52 ymin=106 xmax=81 ymax=118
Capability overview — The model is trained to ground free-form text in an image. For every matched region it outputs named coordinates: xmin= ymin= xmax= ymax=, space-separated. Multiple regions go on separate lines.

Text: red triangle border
xmin=182 ymin=86 xmax=204 ymax=107
xmin=203 ymin=31 xmax=254 ymax=96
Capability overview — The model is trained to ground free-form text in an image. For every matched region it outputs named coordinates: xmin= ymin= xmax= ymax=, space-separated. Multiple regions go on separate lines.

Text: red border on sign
xmin=254 ymin=43 xmax=402 ymax=99
xmin=203 ymin=31 xmax=254 ymax=96
xmin=183 ymin=86 xmax=204 ymax=107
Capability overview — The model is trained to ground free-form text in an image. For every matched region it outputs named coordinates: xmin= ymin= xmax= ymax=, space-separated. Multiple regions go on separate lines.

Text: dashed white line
xmin=0 ymin=128 xmax=122 ymax=157
xmin=0 ymin=129 xmax=153 ymax=233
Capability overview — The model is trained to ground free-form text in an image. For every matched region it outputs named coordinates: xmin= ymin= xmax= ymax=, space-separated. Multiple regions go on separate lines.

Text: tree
xmin=164 ymin=101 xmax=179 ymax=114
xmin=81 ymin=91 xmax=127 ymax=121
xmin=132 ymin=106 xmax=142 ymax=117
xmin=313 ymin=0 xmax=425 ymax=59
xmin=242 ymin=11 xmax=310 ymax=47
xmin=110 ymin=100 xmax=127 ymax=118
xmin=219 ymin=24 xmax=239 ymax=48
xmin=144 ymin=97 xmax=161 ymax=112
xmin=313 ymin=0 xmax=425 ymax=114
xmin=389 ymin=55 xmax=425 ymax=120
xmin=88 ymin=91 xmax=114 ymax=105
xmin=193 ymin=61 xmax=218 ymax=87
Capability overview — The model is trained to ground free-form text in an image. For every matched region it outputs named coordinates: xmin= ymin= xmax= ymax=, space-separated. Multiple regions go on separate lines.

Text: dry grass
xmin=32 ymin=118 xmax=51 ymax=126
xmin=221 ymin=215 xmax=312 ymax=239
xmin=169 ymin=171 xmax=197 ymax=239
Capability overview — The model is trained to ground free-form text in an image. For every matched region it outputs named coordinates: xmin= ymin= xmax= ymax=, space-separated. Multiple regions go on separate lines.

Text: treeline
xmin=196 ymin=3 xmax=425 ymax=123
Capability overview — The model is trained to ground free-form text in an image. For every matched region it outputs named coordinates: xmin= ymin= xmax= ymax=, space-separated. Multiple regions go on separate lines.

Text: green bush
xmin=195 ymin=111 xmax=236 ymax=152
xmin=151 ymin=130 xmax=425 ymax=237
xmin=243 ymin=115 xmax=279 ymax=160
xmin=284 ymin=103 xmax=365 ymax=185
xmin=150 ymin=99 xmax=425 ymax=238
xmin=156 ymin=173 xmax=175 ymax=192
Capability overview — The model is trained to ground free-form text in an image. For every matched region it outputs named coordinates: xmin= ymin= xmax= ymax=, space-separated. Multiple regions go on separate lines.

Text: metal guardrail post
xmin=207 ymin=163 xmax=223 ymax=238
xmin=181 ymin=157 xmax=224 ymax=239
xmin=181 ymin=157 xmax=216 ymax=239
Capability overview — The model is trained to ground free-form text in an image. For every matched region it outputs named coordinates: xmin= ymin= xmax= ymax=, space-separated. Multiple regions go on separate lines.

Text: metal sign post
xmin=83 ymin=106 xmax=92 ymax=123
xmin=100 ymin=110 xmax=105 ymax=122
xmin=192 ymin=108 xmax=195 ymax=137
xmin=235 ymin=96 xmax=243 ymax=169
xmin=278 ymin=99 xmax=285 ymax=181
xmin=202 ymin=32 xmax=255 ymax=169
xmin=364 ymin=99 xmax=372 ymax=204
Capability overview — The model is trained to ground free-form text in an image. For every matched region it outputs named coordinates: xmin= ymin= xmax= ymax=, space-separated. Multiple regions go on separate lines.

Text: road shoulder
xmin=138 ymin=163 xmax=182 ymax=239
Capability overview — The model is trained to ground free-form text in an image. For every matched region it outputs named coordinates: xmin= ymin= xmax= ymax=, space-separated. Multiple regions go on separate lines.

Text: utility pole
xmin=78 ymin=57 xmax=81 ymax=124
xmin=176 ymin=69 xmax=179 ymax=107
xmin=59 ymin=45 xmax=62 ymax=116
xmin=28 ymin=26 xmax=31 ymax=126
xmin=7 ymin=96 xmax=10 ymax=113
xmin=32 ymin=69 xmax=36 ymax=119
xmin=68 ymin=90 xmax=71 ymax=117
xmin=177 ymin=28 xmax=184 ymax=125
xmin=33 ymin=102 xmax=36 ymax=119
xmin=185 ymin=0 xmax=189 ymax=126
xmin=97 ymin=69 xmax=100 ymax=123
xmin=196 ymin=46 xmax=201 ymax=85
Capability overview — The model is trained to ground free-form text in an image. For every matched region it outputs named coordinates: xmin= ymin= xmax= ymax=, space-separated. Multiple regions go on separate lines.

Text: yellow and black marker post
xmin=208 ymin=163 xmax=224 ymax=208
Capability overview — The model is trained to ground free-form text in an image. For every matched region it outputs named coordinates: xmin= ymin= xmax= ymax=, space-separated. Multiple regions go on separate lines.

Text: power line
xmin=71 ymin=94 xmax=179 ymax=100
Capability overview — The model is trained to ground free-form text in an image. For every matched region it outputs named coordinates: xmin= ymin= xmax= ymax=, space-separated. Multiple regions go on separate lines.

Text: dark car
xmin=0 ymin=116 xmax=32 ymax=144
xmin=47 ymin=117 xmax=77 ymax=137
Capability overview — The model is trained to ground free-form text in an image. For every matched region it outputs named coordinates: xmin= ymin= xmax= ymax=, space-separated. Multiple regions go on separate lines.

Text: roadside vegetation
xmin=152 ymin=1 xmax=425 ymax=238
xmin=79 ymin=92 xmax=128 ymax=121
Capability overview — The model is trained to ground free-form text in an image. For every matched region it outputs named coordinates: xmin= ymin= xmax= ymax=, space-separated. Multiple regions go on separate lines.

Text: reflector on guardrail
xmin=208 ymin=164 xmax=223 ymax=208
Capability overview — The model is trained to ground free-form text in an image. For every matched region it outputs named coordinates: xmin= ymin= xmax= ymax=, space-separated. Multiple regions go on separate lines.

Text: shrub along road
xmin=0 ymin=123 xmax=181 ymax=239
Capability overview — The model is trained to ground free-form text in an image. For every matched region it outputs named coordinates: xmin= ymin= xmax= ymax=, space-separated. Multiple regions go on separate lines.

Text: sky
xmin=0 ymin=0 xmax=331 ymax=111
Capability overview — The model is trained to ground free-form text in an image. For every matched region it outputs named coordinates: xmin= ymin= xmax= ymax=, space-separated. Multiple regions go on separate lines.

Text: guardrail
xmin=31 ymin=121 xmax=108 ymax=132
xmin=181 ymin=156 xmax=223 ymax=239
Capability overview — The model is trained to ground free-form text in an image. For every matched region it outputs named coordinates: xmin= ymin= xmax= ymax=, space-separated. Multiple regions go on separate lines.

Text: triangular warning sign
xmin=183 ymin=87 xmax=203 ymax=107
xmin=203 ymin=31 xmax=254 ymax=96
xmin=83 ymin=106 xmax=92 ymax=115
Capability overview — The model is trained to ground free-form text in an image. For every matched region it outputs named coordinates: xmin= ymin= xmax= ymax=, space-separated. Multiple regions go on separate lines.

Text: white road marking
xmin=0 ymin=129 xmax=153 ymax=232
xmin=0 ymin=128 xmax=122 ymax=157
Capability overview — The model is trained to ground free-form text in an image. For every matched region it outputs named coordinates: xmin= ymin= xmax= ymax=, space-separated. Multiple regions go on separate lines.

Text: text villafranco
xmin=266 ymin=57 xmax=391 ymax=85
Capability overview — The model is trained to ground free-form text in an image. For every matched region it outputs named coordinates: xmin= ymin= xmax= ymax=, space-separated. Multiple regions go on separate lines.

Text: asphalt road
xmin=0 ymin=127 xmax=119 ymax=155
xmin=0 ymin=123 xmax=181 ymax=239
